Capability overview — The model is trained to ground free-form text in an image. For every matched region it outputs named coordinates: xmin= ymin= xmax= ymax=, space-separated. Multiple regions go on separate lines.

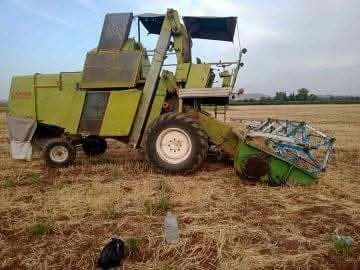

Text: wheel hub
xmin=156 ymin=128 xmax=192 ymax=164
xmin=49 ymin=145 xmax=69 ymax=163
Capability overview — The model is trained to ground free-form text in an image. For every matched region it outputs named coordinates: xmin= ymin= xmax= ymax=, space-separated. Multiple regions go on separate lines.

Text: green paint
xmin=63 ymin=86 xmax=86 ymax=134
xmin=175 ymin=63 xmax=191 ymax=82
xmin=195 ymin=111 xmax=239 ymax=156
xmin=79 ymin=50 xmax=143 ymax=89
xmin=121 ymin=39 xmax=138 ymax=51
xmin=185 ymin=64 xmax=211 ymax=88
xmin=129 ymin=10 xmax=174 ymax=147
xmin=168 ymin=10 xmax=191 ymax=64
xmin=9 ymin=72 xmax=85 ymax=134
xmin=145 ymin=71 xmax=177 ymax=132
xmin=173 ymin=24 xmax=191 ymax=64
xmin=100 ymin=90 xmax=142 ymax=136
xmin=194 ymin=112 xmax=315 ymax=185
xmin=219 ymin=70 xmax=232 ymax=87
xmin=8 ymin=76 xmax=36 ymax=118
xmin=234 ymin=142 xmax=316 ymax=185
xmin=35 ymin=73 xmax=85 ymax=134
xmin=144 ymin=76 xmax=167 ymax=129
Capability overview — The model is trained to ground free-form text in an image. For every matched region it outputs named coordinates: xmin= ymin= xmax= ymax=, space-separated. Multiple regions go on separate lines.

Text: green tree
xmin=296 ymin=88 xmax=310 ymax=101
xmin=309 ymin=94 xmax=318 ymax=101
xmin=289 ymin=92 xmax=296 ymax=101
xmin=274 ymin=91 xmax=288 ymax=101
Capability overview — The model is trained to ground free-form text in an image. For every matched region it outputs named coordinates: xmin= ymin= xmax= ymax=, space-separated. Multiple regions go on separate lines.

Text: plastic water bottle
xmin=335 ymin=235 xmax=354 ymax=246
xmin=164 ymin=211 xmax=179 ymax=244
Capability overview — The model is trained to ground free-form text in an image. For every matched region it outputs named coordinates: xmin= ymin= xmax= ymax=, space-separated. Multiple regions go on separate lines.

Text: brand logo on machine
xmin=12 ymin=91 xmax=32 ymax=99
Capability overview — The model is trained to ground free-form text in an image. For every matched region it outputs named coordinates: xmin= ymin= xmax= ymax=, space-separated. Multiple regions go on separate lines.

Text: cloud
xmin=76 ymin=0 xmax=98 ymax=14
xmin=7 ymin=0 xmax=77 ymax=29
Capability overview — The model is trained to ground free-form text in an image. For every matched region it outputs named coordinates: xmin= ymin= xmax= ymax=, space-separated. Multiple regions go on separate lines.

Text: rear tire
xmin=145 ymin=112 xmax=208 ymax=174
xmin=82 ymin=136 xmax=107 ymax=156
xmin=42 ymin=138 xmax=76 ymax=168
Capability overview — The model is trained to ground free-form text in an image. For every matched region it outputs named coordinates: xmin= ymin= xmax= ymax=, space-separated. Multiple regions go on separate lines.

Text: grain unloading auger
xmin=7 ymin=9 xmax=335 ymax=185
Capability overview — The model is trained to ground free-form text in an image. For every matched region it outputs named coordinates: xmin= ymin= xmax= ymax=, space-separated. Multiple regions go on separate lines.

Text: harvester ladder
xmin=214 ymin=105 xmax=228 ymax=122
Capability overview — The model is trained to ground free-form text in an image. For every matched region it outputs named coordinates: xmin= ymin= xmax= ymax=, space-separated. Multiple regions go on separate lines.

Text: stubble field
xmin=0 ymin=104 xmax=359 ymax=270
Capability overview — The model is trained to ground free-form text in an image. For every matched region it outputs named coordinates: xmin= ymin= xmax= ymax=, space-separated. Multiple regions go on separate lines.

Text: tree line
xmin=231 ymin=88 xmax=360 ymax=105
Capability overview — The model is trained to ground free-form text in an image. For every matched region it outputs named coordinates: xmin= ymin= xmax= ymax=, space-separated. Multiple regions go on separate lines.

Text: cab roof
xmin=137 ymin=13 xmax=237 ymax=42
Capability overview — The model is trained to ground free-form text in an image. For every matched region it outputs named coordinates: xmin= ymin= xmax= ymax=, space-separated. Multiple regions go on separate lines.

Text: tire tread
xmin=42 ymin=138 xmax=76 ymax=168
xmin=145 ymin=112 xmax=208 ymax=174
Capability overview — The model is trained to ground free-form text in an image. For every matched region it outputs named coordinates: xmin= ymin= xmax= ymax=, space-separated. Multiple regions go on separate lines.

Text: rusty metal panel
xmin=98 ymin=13 xmax=133 ymax=50
xmin=81 ymin=50 xmax=142 ymax=89
xmin=78 ymin=92 xmax=109 ymax=134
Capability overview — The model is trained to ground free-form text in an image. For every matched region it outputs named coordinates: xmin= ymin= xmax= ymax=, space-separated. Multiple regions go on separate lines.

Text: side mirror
xmin=241 ymin=48 xmax=247 ymax=54
xmin=239 ymin=63 xmax=244 ymax=67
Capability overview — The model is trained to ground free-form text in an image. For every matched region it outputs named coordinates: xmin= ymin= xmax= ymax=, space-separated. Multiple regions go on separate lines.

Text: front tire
xmin=42 ymin=138 xmax=76 ymax=168
xmin=145 ymin=113 xmax=208 ymax=174
xmin=82 ymin=136 xmax=107 ymax=156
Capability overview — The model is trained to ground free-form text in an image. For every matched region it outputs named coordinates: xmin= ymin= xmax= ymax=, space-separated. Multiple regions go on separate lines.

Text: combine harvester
xmin=7 ymin=9 xmax=334 ymax=185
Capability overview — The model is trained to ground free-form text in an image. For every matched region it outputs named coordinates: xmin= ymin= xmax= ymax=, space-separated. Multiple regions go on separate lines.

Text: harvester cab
xmin=7 ymin=9 xmax=334 ymax=185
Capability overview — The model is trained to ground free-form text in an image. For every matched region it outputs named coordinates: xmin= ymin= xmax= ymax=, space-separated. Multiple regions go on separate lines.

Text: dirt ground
xmin=0 ymin=104 xmax=359 ymax=270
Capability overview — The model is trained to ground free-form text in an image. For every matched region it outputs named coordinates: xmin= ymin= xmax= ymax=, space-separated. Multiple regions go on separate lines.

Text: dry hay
xmin=0 ymin=104 xmax=359 ymax=270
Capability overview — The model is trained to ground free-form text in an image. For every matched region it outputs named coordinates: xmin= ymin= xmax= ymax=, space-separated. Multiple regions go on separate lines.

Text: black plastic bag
xmin=97 ymin=238 xmax=125 ymax=269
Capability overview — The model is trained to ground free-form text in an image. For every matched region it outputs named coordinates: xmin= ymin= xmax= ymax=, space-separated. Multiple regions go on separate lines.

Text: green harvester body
xmin=7 ymin=9 xmax=318 ymax=185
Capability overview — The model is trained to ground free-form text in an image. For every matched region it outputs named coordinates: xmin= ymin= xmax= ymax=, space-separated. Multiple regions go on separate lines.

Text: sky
xmin=0 ymin=0 xmax=359 ymax=100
